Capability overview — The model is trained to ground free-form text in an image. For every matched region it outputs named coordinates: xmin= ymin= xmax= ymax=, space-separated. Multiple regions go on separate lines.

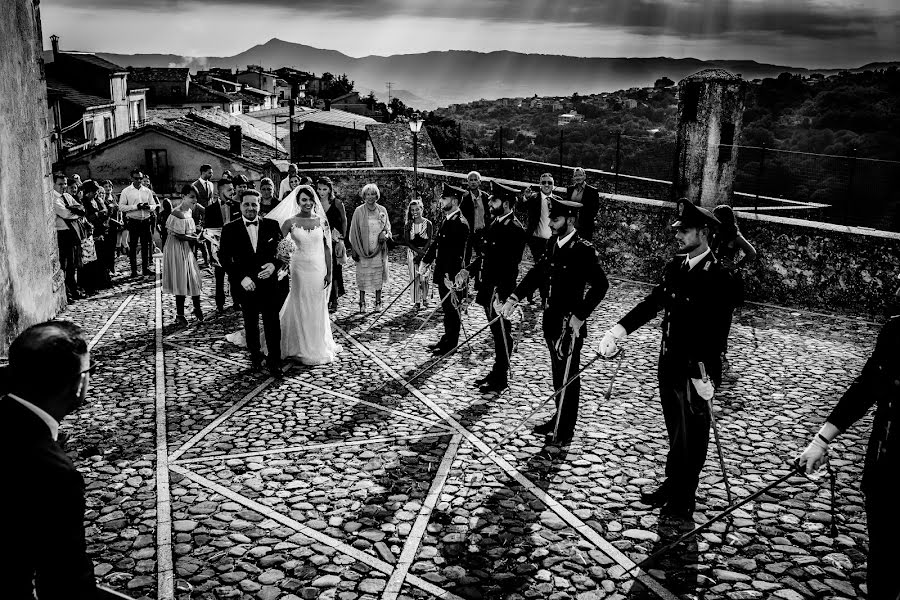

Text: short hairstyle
xmin=288 ymin=163 xmax=298 ymax=174
xmin=467 ymin=171 xmax=481 ymax=180
xmin=181 ymin=184 xmax=196 ymax=196
xmin=217 ymin=178 xmax=233 ymax=189
xmin=573 ymin=167 xmax=585 ymax=175
xmin=131 ymin=169 xmax=143 ymax=178
xmin=81 ymin=180 xmax=101 ymax=196
xmin=240 ymin=189 xmax=261 ymax=201
xmin=539 ymin=173 xmax=554 ymax=182
xmin=199 ymin=164 xmax=213 ymax=173
xmin=360 ymin=183 xmax=381 ymax=201
xmin=53 ymin=172 xmax=67 ymax=184
xmin=100 ymin=179 xmax=113 ymax=187
xmin=260 ymin=177 xmax=274 ymax=187
xmin=8 ymin=321 xmax=87 ymax=392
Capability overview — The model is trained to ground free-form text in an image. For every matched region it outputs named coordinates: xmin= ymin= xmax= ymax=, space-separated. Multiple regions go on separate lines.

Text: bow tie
xmin=245 ymin=220 xmax=258 ymax=227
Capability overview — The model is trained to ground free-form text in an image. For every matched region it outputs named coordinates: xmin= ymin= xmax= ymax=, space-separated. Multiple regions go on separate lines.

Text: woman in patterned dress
xmin=348 ymin=183 xmax=392 ymax=313
xmin=162 ymin=185 xmax=203 ymax=326
xmin=403 ymin=198 xmax=433 ymax=309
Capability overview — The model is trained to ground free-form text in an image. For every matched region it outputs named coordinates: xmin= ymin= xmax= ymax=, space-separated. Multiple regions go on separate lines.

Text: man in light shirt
xmin=118 ymin=169 xmax=158 ymax=278
xmin=0 ymin=321 xmax=98 ymax=599
xmin=523 ymin=173 xmax=557 ymax=308
xmin=190 ymin=164 xmax=215 ymax=207
xmin=52 ymin=172 xmax=85 ymax=302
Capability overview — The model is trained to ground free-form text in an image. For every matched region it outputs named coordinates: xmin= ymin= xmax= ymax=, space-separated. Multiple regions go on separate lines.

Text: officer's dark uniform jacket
xmin=619 ymin=251 xmax=732 ymax=385
xmin=827 ymin=315 xmax=898 ymax=494
xmin=470 ymin=213 xmax=527 ymax=308
xmin=422 ymin=210 xmax=470 ymax=283
xmin=514 ymin=232 xmax=609 ymax=340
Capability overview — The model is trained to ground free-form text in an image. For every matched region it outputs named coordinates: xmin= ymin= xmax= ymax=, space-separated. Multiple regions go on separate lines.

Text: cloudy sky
xmin=42 ymin=0 xmax=899 ymax=67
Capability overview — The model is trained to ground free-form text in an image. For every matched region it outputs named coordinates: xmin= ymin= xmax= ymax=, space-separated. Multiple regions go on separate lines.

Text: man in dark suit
xmin=0 ymin=321 xmax=98 ymax=599
xmin=502 ymin=197 xmax=609 ymax=443
xmin=205 ymin=177 xmax=236 ymax=312
xmin=566 ymin=167 xmax=601 ymax=241
xmin=523 ymin=172 xmax=558 ymax=307
xmin=218 ymin=189 xmax=285 ymax=377
xmin=420 ymin=183 xmax=470 ymax=355
xmin=191 ymin=164 xmax=215 ymax=207
xmin=600 ymin=199 xmax=731 ymax=518
xmin=463 ymin=181 xmax=527 ymax=393
xmin=459 ymin=170 xmax=491 ymax=263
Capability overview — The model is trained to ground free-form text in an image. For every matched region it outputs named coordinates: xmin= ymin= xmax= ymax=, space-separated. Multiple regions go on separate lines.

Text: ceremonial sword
xmin=359 ymin=277 xmax=417 ymax=334
xmin=394 ymin=287 xmax=456 ymax=356
xmin=700 ymin=361 xmax=733 ymax=504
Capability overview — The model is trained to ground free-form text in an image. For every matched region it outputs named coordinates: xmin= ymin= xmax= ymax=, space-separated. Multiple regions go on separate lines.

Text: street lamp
xmin=409 ymin=113 xmax=423 ymax=199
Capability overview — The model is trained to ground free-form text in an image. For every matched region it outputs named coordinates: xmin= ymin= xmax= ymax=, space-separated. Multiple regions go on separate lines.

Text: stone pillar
xmin=0 ymin=0 xmax=66 ymax=352
xmin=672 ymin=69 xmax=747 ymax=208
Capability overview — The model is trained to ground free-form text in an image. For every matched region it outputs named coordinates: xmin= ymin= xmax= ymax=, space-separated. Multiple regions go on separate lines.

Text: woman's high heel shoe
xmin=358 ymin=301 xmax=366 ymax=313
xmin=374 ymin=300 xmax=383 ymax=312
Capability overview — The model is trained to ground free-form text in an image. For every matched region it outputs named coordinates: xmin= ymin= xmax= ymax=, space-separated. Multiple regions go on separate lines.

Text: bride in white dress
xmin=227 ymin=184 xmax=341 ymax=365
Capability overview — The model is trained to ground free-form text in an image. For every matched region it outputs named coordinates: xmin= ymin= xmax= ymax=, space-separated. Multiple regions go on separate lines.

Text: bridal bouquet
xmin=276 ymin=235 xmax=296 ymax=264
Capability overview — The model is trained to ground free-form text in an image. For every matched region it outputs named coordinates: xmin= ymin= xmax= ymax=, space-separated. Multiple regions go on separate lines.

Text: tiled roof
xmin=291 ymin=108 xmax=377 ymax=131
xmin=366 ymin=123 xmax=443 ymax=169
xmin=46 ymin=77 xmax=114 ymax=109
xmin=189 ymin=109 xmax=286 ymax=152
xmin=60 ymin=52 xmax=125 ymax=73
xmin=158 ymin=115 xmax=286 ymax=169
xmin=187 ymin=83 xmax=237 ymax=103
xmin=128 ymin=67 xmax=190 ymax=82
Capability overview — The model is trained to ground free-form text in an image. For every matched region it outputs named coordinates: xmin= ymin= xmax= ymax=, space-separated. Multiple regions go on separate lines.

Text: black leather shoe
xmin=143 ymin=269 xmax=155 ymax=277
xmin=250 ymin=353 xmax=265 ymax=370
xmin=551 ymin=430 xmax=574 ymax=444
xmin=427 ymin=341 xmax=444 ymax=350
xmin=533 ymin=419 xmax=556 ymax=435
xmin=431 ymin=345 xmax=449 ymax=356
xmin=639 ymin=485 xmax=671 ymax=508
xmin=479 ymin=380 xmax=508 ymax=394
xmin=661 ymin=499 xmax=695 ymax=520
xmin=473 ymin=373 xmax=494 ymax=386
xmin=268 ymin=364 xmax=284 ymax=379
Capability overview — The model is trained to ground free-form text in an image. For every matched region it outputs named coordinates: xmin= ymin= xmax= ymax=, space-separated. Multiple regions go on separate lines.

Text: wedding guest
xmin=348 ymin=183 xmax=392 ymax=312
xmin=191 ymin=164 xmax=215 ymax=207
xmin=205 ymin=177 xmax=236 ymax=312
xmin=278 ymin=163 xmax=298 ymax=199
xmin=259 ymin=177 xmax=276 ymax=215
xmin=1 ymin=321 xmax=99 ymax=599
xmin=101 ymin=180 xmax=122 ymax=277
xmin=118 ymin=169 xmax=158 ymax=278
xmin=404 ymin=198 xmax=433 ymax=309
xmin=142 ymin=174 xmax=162 ymax=252
xmin=52 ymin=173 xmax=84 ymax=303
xmin=162 ymin=185 xmax=204 ymax=326
xmin=79 ymin=181 xmax=109 ymax=292
xmin=158 ymin=195 xmax=174 ymax=248
xmin=281 ymin=172 xmax=302 ymax=200
xmin=711 ymin=204 xmax=757 ymax=371
xmin=317 ymin=176 xmax=348 ymax=312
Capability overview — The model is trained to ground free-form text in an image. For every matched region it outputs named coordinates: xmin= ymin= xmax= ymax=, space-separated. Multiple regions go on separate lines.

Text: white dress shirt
xmin=535 ymin=194 xmax=552 ymax=239
xmin=686 ymin=247 xmax=712 ymax=270
xmin=243 ymin=217 xmax=259 ymax=251
xmin=53 ymin=189 xmax=78 ymax=231
xmin=279 ymin=177 xmax=294 ymax=200
xmin=118 ymin=184 xmax=158 ymax=220
xmin=556 ymin=228 xmax=577 ymax=248
xmin=7 ymin=393 xmax=59 ymax=441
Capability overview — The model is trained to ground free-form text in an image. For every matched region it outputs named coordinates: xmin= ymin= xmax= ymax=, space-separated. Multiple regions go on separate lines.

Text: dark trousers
xmin=329 ymin=257 xmax=345 ymax=305
xmin=527 ymin=236 xmax=549 ymax=300
xmin=658 ymin=360 xmax=711 ymax=505
xmin=214 ymin=266 xmax=226 ymax=309
xmin=484 ymin=304 xmax=513 ymax=382
xmin=126 ymin=218 xmax=152 ymax=273
xmin=866 ymin=490 xmax=900 ymax=600
xmin=100 ymin=230 xmax=117 ymax=273
xmin=57 ymin=229 xmax=78 ymax=298
xmin=239 ymin=289 xmax=281 ymax=368
xmin=437 ymin=276 xmax=461 ymax=347
xmin=544 ymin=332 xmax=584 ymax=435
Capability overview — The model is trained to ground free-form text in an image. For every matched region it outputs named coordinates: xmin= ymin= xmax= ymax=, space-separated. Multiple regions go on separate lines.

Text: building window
xmin=85 ymin=120 xmax=95 ymax=142
xmin=103 ymin=116 xmax=113 ymax=140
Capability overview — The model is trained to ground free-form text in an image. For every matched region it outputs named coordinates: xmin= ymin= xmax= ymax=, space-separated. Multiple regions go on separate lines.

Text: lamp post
xmin=409 ymin=113 xmax=423 ymax=199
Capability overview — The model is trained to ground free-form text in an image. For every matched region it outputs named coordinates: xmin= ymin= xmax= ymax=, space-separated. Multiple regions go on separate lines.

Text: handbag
xmin=80 ymin=235 xmax=98 ymax=264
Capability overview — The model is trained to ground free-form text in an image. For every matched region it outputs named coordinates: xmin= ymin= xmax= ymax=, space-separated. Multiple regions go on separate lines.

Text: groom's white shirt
xmin=243 ymin=217 xmax=259 ymax=252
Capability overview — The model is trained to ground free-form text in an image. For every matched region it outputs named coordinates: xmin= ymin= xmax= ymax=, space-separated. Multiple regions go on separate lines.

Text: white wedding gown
xmin=280 ymin=224 xmax=341 ymax=364
xmin=225 ymin=224 xmax=341 ymax=365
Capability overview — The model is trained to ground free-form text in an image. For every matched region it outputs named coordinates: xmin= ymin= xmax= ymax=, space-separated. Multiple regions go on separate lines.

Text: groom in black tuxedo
xmin=218 ymin=189 xmax=285 ymax=377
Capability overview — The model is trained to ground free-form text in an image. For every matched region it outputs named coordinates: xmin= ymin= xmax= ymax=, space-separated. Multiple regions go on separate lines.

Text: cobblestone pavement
xmin=53 ymin=250 xmax=879 ymax=600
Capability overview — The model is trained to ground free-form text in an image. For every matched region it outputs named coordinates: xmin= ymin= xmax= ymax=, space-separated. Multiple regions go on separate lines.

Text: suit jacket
xmin=191 ymin=178 xmax=214 ymax=206
xmin=203 ymin=199 xmax=230 ymax=229
xmin=619 ymin=251 xmax=732 ymax=385
xmin=826 ymin=315 xmax=899 ymax=494
xmin=471 ymin=213 xmax=527 ymax=307
xmin=566 ymin=184 xmax=601 ymax=241
xmin=0 ymin=396 xmax=98 ymax=600
xmin=217 ymin=218 xmax=283 ymax=303
xmin=514 ymin=232 xmax=609 ymax=340
xmin=460 ymin=190 xmax=492 ymax=263
xmin=422 ymin=211 xmax=469 ymax=281
xmin=525 ymin=192 xmax=560 ymax=237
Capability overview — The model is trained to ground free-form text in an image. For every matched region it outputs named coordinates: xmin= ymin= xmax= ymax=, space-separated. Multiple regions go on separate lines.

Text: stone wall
xmin=295 ymin=166 xmax=900 ymax=318
xmin=0 ymin=0 xmax=66 ymax=352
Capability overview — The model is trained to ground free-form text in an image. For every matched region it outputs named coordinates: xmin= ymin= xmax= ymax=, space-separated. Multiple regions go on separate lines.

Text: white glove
xmin=691 ymin=377 xmax=715 ymax=400
xmin=499 ymin=298 xmax=518 ymax=320
xmin=454 ymin=268 xmax=469 ymax=288
xmin=417 ymin=262 xmax=429 ymax=277
xmin=599 ymin=324 xmax=626 ymax=358
xmin=797 ymin=436 xmax=828 ymax=474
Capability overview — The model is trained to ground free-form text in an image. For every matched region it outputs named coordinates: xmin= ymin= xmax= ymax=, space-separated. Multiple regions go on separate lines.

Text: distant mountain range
xmin=97 ymin=38 xmax=899 ymax=111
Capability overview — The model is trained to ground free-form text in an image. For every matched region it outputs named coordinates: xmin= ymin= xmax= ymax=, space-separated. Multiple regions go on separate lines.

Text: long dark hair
xmin=713 ymin=204 xmax=738 ymax=243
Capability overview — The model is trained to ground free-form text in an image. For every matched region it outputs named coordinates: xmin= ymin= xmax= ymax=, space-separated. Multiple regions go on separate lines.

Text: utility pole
xmin=386 ymin=82 xmax=394 ymax=105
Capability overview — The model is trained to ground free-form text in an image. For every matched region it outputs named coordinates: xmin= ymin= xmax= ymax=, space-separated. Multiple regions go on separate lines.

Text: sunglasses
xmin=540 ymin=181 xmax=553 ymax=186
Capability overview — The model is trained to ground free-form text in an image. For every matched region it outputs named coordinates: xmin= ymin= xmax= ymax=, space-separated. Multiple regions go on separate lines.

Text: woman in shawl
xmin=348 ymin=183 xmax=392 ymax=313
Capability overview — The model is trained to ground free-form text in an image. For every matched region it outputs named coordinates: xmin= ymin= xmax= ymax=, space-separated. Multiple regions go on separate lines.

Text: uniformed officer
xmin=460 ymin=181 xmax=527 ymax=394
xmin=501 ymin=197 xmax=609 ymax=442
xmin=419 ymin=184 xmax=470 ymax=355
xmin=797 ymin=300 xmax=899 ymax=600
xmin=599 ymin=199 xmax=730 ymax=518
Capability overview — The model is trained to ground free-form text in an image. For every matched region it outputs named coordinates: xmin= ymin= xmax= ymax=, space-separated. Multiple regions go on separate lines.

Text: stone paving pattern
xmin=50 ymin=249 xmax=878 ymax=600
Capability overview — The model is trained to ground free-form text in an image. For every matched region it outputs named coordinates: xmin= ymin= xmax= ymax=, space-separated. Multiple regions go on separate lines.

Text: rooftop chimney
xmin=50 ymin=34 xmax=60 ymax=60
xmin=229 ymin=125 xmax=242 ymax=156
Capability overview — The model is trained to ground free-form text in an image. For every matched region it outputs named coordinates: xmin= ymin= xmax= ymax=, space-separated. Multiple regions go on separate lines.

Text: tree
xmin=654 ymin=77 xmax=675 ymax=88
